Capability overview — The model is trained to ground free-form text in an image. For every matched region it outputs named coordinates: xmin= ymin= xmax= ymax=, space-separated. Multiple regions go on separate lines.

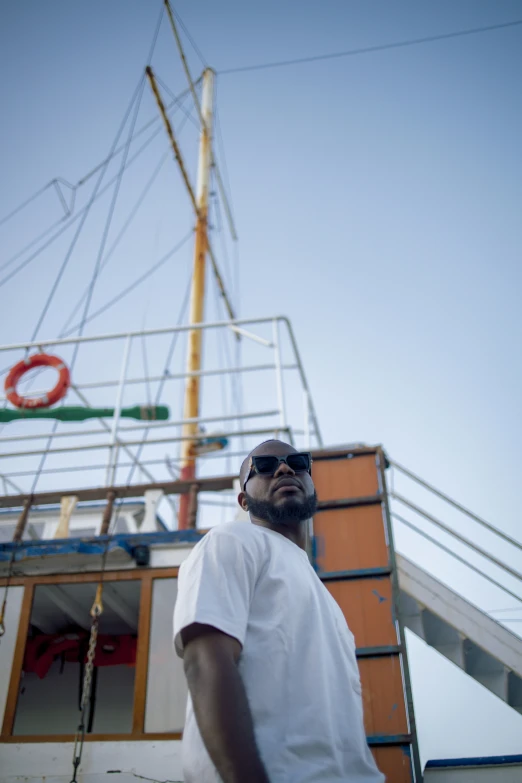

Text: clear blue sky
xmin=1 ymin=0 xmax=522 ymax=766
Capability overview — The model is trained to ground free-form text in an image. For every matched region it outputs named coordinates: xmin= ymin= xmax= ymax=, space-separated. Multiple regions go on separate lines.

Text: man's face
xmin=238 ymin=440 xmax=317 ymax=527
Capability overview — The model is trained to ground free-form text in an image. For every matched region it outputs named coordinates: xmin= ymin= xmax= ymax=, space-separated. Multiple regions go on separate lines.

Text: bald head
xmin=239 ymin=439 xmax=298 ymax=491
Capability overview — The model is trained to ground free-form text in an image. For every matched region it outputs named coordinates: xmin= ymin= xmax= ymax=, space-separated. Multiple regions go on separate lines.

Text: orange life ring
xmin=4 ymin=353 xmax=70 ymax=409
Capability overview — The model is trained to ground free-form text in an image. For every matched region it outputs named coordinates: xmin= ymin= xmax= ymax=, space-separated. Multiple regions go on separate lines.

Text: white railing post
xmin=272 ymin=319 xmax=287 ymax=438
xmin=303 ymin=389 xmax=311 ymax=449
xmin=106 ymin=334 xmax=131 ymax=486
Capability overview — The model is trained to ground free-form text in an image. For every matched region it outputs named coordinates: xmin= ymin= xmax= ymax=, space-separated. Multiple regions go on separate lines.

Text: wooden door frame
xmin=1 ymin=566 xmax=182 ymax=742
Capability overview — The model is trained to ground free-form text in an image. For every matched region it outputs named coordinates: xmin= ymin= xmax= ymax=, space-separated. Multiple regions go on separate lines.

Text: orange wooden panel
xmin=372 ymin=747 xmax=412 ymax=783
xmin=313 ymin=505 xmax=388 ymax=573
xmin=326 ymin=578 xmax=397 ymax=648
xmin=313 ymin=455 xmax=379 ymax=502
xmin=359 ymin=657 xmax=408 ymax=737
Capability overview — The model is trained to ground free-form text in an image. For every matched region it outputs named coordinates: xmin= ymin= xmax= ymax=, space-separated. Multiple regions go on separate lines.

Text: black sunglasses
xmin=243 ymin=452 xmax=312 ymax=490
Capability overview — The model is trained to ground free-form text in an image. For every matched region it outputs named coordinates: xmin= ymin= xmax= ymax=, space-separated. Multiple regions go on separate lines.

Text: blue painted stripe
xmin=318 ymin=566 xmax=391 ymax=581
xmin=426 ymin=755 xmax=522 ymax=768
xmin=0 ymin=530 xmax=204 ymax=562
xmin=367 ymin=734 xmax=411 ymax=746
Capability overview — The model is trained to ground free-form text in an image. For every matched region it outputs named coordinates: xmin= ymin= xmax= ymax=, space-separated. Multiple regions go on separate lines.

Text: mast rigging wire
xmin=69 ymin=76 xmax=148 ymax=352
xmin=169 ymin=3 xmax=208 ymax=68
xmin=0 ymin=84 xmax=194 ymax=279
xmin=219 ymin=18 xmax=522 ymax=75
xmin=123 ymin=267 xmax=193 ymax=489
xmin=28 ymin=3 xmax=167 ymax=497
xmin=59 ymin=151 xmax=169 ymax=336
xmin=61 ymin=230 xmax=194 ymax=337
xmin=28 ymin=76 xmax=146 ymax=346
xmin=0 ymin=93 xmax=194 ymax=291
xmin=59 ymin=93 xmax=194 ymax=337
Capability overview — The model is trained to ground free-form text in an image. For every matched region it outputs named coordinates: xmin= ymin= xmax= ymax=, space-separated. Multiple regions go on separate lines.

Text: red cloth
xmin=24 ymin=633 xmax=137 ymax=678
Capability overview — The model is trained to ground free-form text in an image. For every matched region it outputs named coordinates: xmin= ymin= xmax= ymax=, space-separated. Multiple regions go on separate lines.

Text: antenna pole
xmin=178 ymin=67 xmax=214 ymax=529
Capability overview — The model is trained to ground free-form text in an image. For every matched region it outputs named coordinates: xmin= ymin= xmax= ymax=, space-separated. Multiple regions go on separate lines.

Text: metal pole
xmin=376 ymin=448 xmax=423 ymax=782
xmin=106 ymin=335 xmax=131 ymax=486
xmin=178 ymin=67 xmax=214 ymax=529
xmin=145 ymin=66 xmax=236 ymax=327
xmin=164 ymin=0 xmax=238 ymax=241
xmin=273 ymin=318 xmax=287 ymax=438
xmin=303 ymin=389 xmax=310 ymax=448
xmin=389 ymin=458 xmax=522 ymax=552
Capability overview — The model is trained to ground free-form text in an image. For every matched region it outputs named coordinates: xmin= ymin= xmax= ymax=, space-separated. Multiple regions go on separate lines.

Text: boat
xmin=0 ymin=4 xmax=521 ymax=781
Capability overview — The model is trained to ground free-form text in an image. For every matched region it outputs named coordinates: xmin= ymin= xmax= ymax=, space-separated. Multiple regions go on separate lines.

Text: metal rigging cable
xmin=0 ymin=86 xmax=194 ymax=280
xmin=69 ymin=77 xmax=148 ymax=354
xmin=59 ymin=151 xmax=169 ymax=336
xmin=0 ymin=178 xmax=73 ymax=229
xmin=169 ymin=3 xmax=208 ymax=67
xmin=27 ymin=77 xmax=146 ymax=345
xmin=26 ymin=76 xmax=146 ymax=497
xmin=59 ymin=94 xmax=195 ymax=336
xmin=123 ymin=267 xmax=193 ymax=489
xmin=219 ymin=18 xmax=522 ymax=75
xmin=0 ymin=99 xmax=196 ymax=385
xmin=61 ymin=230 xmax=194 ymax=337
xmin=28 ymin=4 xmax=168 ymax=503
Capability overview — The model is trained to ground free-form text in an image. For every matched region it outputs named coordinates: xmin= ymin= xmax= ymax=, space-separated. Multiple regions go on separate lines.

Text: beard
xmin=244 ymin=489 xmax=318 ymax=527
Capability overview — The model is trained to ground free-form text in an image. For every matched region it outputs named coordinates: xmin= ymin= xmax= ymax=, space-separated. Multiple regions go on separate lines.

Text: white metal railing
xmin=0 ymin=316 xmax=323 ymax=500
xmin=388 ymin=459 xmax=522 ymax=628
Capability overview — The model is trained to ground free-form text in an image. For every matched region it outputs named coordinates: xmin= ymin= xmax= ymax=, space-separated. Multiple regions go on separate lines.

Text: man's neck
xmin=250 ymin=515 xmax=307 ymax=550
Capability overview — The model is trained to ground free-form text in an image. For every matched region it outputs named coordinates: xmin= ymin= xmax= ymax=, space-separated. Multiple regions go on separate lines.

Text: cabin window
xmin=1 ymin=569 xmax=186 ymax=741
xmin=13 ymin=580 xmax=140 ymax=737
xmin=145 ymin=577 xmax=187 ymax=732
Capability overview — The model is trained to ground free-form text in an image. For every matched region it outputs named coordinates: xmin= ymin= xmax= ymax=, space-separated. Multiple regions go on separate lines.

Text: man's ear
xmin=237 ymin=491 xmax=248 ymax=511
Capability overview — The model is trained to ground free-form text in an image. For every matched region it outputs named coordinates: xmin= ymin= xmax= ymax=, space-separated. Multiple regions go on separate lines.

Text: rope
xmin=219 ymin=18 xmax=522 ymax=75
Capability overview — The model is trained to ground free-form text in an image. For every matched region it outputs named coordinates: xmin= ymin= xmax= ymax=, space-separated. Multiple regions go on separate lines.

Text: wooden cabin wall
xmin=312 ymin=448 xmax=419 ymax=783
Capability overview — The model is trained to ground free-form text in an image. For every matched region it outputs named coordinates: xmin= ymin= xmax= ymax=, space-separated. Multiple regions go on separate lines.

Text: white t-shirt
xmin=173 ymin=521 xmax=385 ymax=783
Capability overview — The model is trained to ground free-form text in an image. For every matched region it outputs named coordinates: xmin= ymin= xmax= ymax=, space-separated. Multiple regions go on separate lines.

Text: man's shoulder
xmin=205 ymin=520 xmax=263 ymax=546
xmin=185 ymin=521 xmax=264 ymax=560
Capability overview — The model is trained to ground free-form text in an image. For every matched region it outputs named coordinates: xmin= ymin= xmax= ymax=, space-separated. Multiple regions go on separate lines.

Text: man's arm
xmin=182 ymin=623 xmax=270 ymax=783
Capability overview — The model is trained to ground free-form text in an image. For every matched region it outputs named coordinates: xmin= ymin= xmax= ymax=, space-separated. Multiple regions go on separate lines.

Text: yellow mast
xmin=178 ymin=67 xmax=214 ymax=529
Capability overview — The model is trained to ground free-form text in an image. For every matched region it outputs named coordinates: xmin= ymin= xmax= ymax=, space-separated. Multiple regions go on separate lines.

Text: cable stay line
xmin=61 ymin=230 xmax=194 ymax=337
xmin=29 ymin=76 xmax=147 ymax=345
xmin=168 ymin=2 xmax=208 ymax=68
xmin=28 ymin=1 xmax=167 ymax=500
xmin=123 ymin=266 xmax=193 ymax=491
xmin=59 ymin=151 xmax=170 ymax=337
xmin=219 ymin=18 xmax=522 ymax=75
xmin=0 ymin=177 xmax=75 ymax=230
xmin=0 ymin=93 xmax=194 ymax=291
xmin=69 ymin=74 xmax=148 ymax=354
xmin=76 ymin=82 xmax=194 ymax=188
xmin=0 ymin=86 xmax=194 ymax=280
xmin=58 ymin=99 xmax=195 ymax=337
xmin=163 ymin=4 xmax=238 ymax=241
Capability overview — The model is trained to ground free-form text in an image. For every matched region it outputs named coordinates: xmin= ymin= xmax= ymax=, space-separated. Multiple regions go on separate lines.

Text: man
xmin=174 ymin=439 xmax=385 ymax=783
